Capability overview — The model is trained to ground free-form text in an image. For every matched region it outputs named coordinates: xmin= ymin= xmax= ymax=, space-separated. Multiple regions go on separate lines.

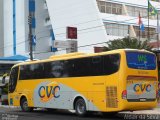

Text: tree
xmin=104 ymin=37 xmax=153 ymax=51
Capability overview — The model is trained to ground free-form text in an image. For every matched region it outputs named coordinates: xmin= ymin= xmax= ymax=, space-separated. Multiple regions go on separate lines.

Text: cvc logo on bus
xmin=133 ymin=83 xmax=151 ymax=95
xmin=38 ymin=82 xmax=60 ymax=102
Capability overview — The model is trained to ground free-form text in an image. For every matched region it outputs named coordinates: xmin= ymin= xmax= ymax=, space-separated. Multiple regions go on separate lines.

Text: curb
xmin=119 ymin=108 xmax=160 ymax=116
xmin=0 ymin=105 xmax=19 ymax=109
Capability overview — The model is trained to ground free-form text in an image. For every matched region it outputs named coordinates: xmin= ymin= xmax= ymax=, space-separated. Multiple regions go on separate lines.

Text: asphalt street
xmin=0 ymin=107 xmax=124 ymax=120
xmin=0 ymin=107 xmax=160 ymax=120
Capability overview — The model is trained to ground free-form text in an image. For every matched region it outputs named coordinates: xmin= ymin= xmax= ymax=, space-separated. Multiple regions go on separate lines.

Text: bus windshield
xmin=126 ymin=51 xmax=156 ymax=70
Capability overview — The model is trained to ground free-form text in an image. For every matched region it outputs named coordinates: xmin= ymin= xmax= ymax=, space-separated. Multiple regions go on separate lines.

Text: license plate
xmin=140 ymin=98 xmax=146 ymax=101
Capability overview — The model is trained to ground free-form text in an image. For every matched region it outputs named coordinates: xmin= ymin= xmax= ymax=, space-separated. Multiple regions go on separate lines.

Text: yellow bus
xmin=7 ymin=49 xmax=158 ymax=116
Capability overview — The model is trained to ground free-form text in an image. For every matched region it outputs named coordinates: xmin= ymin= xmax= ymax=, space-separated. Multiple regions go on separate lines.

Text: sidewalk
xmin=120 ymin=108 xmax=160 ymax=115
xmin=1 ymin=102 xmax=160 ymax=114
xmin=119 ymin=103 xmax=160 ymax=116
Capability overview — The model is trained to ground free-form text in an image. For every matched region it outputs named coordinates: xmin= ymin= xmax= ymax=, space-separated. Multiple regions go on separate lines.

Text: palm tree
xmin=104 ymin=37 xmax=153 ymax=51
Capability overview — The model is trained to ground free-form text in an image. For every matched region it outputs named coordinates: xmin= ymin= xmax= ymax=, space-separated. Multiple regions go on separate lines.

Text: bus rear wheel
xmin=75 ymin=98 xmax=87 ymax=117
xmin=20 ymin=97 xmax=33 ymax=112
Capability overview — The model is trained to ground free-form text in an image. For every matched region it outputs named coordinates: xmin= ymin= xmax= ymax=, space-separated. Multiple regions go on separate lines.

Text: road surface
xmin=0 ymin=107 xmax=123 ymax=120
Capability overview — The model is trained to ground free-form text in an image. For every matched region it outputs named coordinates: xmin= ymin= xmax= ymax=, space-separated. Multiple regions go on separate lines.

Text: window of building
xmin=97 ymin=0 xmax=122 ymax=15
xmin=134 ymin=26 xmax=156 ymax=40
xmin=106 ymin=2 xmax=111 ymax=13
xmin=158 ymin=11 xmax=160 ymax=20
xmin=127 ymin=6 xmax=148 ymax=18
xmin=123 ymin=26 xmax=129 ymax=36
xmin=105 ymin=23 xmax=129 ymax=36
xmin=150 ymin=28 xmax=157 ymax=40
xmin=142 ymin=9 xmax=147 ymax=18
xmin=100 ymin=6 xmax=106 ymax=13
xmin=97 ymin=0 xmax=158 ymax=19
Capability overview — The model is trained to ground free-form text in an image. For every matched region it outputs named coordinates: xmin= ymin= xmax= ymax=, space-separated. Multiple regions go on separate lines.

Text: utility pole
xmin=28 ymin=0 xmax=36 ymax=60
xmin=28 ymin=13 xmax=33 ymax=60
xmin=139 ymin=12 xmax=141 ymax=42
xmin=148 ymin=0 xmax=150 ymax=41
xmin=157 ymin=14 xmax=159 ymax=50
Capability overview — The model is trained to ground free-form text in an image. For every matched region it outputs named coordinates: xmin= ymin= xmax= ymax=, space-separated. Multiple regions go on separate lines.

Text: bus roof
xmin=13 ymin=49 xmax=154 ymax=67
xmin=49 ymin=52 xmax=86 ymax=59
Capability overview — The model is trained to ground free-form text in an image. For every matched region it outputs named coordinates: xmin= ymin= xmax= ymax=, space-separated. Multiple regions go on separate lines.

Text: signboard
xmin=53 ymin=40 xmax=77 ymax=49
xmin=66 ymin=40 xmax=78 ymax=53
xmin=67 ymin=27 xmax=77 ymax=39
xmin=54 ymin=40 xmax=70 ymax=48
xmin=94 ymin=47 xmax=104 ymax=53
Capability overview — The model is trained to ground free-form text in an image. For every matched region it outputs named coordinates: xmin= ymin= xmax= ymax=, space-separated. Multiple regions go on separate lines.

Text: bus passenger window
xmin=91 ymin=56 xmax=103 ymax=76
xmin=103 ymin=54 xmax=120 ymax=75
xmin=45 ymin=61 xmax=68 ymax=78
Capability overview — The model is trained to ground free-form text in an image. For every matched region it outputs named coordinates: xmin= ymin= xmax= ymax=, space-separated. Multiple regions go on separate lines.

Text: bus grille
xmin=106 ymin=86 xmax=118 ymax=108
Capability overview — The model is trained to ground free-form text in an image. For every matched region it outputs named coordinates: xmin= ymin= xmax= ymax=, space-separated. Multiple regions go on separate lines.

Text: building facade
xmin=0 ymin=0 xmax=4 ymax=57
xmin=1 ymin=0 xmax=53 ymax=59
xmin=97 ymin=0 xmax=160 ymax=41
xmin=0 ymin=0 xmax=160 ymax=59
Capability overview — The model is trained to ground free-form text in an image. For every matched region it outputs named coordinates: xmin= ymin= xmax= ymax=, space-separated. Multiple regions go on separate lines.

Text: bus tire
xmin=20 ymin=97 xmax=33 ymax=112
xmin=75 ymin=98 xmax=87 ymax=117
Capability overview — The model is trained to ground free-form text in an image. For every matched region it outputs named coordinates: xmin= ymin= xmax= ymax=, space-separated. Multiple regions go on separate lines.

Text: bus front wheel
xmin=75 ymin=98 xmax=87 ymax=117
xmin=20 ymin=97 xmax=33 ymax=112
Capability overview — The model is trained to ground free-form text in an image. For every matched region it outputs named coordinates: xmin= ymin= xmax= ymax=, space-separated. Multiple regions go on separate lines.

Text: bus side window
xmin=91 ymin=56 xmax=103 ymax=76
xmin=69 ymin=58 xmax=91 ymax=77
xmin=30 ymin=63 xmax=44 ymax=79
xmin=9 ymin=67 xmax=19 ymax=93
xmin=103 ymin=54 xmax=120 ymax=75
xmin=45 ymin=61 xmax=67 ymax=78
xmin=20 ymin=63 xmax=45 ymax=80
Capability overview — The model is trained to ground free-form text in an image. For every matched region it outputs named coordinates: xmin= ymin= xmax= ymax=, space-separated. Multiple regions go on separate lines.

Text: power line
xmin=34 ymin=32 xmax=159 ymax=55
xmin=0 ymin=22 xmax=158 ymax=51
xmin=4 ymin=13 xmax=156 ymax=45
xmin=0 ymin=13 xmax=158 ymax=52
xmin=33 ymin=41 xmax=110 ymax=55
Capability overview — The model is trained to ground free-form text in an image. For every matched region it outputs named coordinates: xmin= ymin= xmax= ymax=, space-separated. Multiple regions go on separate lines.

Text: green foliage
xmin=104 ymin=37 xmax=153 ymax=51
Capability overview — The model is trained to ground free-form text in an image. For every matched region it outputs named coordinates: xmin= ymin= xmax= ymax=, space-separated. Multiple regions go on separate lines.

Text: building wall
xmin=3 ymin=0 xmax=26 ymax=57
xmin=0 ymin=0 xmax=4 ymax=57
xmin=2 ymin=0 xmax=160 ymax=59
xmin=46 ymin=0 xmax=109 ymax=53
xmin=2 ymin=0 xmax=53 ymax=59
xmin=3 ymin=0 xmax=13 ymax=56
xmin=24 ymin=0 xmax=54 ymax=59
xmin=16 ymin=0 xmax=26 ymax=56
xmin=34 ymin=0 xmax=54 ymax=59
xmin=97 ymin=0 xmax=159 ymax=42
